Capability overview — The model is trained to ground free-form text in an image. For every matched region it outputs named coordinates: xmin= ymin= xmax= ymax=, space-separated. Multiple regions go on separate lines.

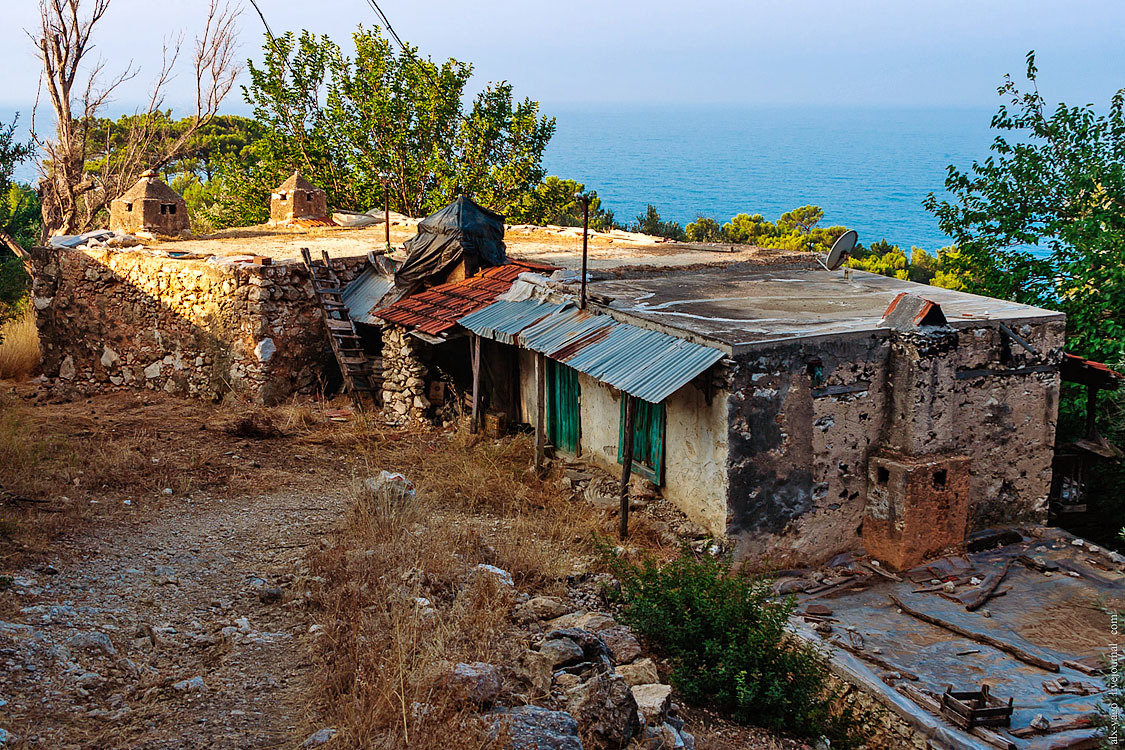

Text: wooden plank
xmin=889 ymin=594 xmax=1060 ymax=672
xmin=470 ymin=334 xmax=481 ymax=434
xmin=535 ymin=354 xmax=546 ymax=478
xmin=966 ymin=560 xmax=1012 ymax=611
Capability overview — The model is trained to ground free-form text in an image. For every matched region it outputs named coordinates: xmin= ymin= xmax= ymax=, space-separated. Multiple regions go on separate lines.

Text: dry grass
xmin=306 ymin=425 xmax=612 ymax=748
xmin=0 ymin=308 xmax=39 ymax=380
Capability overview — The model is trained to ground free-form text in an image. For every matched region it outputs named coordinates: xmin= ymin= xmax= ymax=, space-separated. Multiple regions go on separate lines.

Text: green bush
xmin=605 ymin=549 xmax=865 ymax=747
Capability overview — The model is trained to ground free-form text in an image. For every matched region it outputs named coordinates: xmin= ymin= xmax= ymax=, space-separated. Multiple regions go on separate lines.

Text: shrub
xmin=606 ymin=549 xmax=865 ymax=747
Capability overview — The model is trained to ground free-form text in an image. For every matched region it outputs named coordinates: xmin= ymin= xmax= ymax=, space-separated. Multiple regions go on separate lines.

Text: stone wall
xmin=381 ymin=324 xmax=432 ymax=423
xmin=28 ymin=246 xmax=367 ymax=404
xmin=726 ymin=318 xmax=1066 ymax=567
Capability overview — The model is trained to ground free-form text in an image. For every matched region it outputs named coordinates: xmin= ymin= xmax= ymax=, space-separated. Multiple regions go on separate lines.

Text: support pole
xmin=384 ymin=185 xmax=391 ymax=249
xmin=470 ymin=334 xmax=481 ymax=434
xmin=579 ymin=196 xmax=590 ymax=309
xmin=619 ymin=394 xmax=637 ymax=540
xmin=535 ymin=354 xmax=547 ymax=478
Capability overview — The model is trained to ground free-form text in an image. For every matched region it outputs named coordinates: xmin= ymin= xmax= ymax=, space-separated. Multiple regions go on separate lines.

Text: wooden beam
xmin=470 ymin=334 xmax=481 ymax=434
xmin=535 ymin=353 xmax=546 ymax=478
xmin=619 ymin=394 xmax=637 ymax=540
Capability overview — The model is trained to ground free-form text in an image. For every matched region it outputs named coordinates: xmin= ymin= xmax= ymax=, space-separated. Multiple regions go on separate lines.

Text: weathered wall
xmin=381 ymin=324 xmax=432 ymax=423
xmin=662 ymin=378 xmax=729 ymax=534
xmin=29 ymin=246 xmax=366 ymax=404
xmin=728 ymin=319 xmax=1065 ymax=567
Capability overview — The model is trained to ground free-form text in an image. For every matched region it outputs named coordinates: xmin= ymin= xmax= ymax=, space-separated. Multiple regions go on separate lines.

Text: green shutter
xmin=547 ymin=360 xmax=580 ymax=454
xmin=617 ymin=396 xmax=665 ymax=485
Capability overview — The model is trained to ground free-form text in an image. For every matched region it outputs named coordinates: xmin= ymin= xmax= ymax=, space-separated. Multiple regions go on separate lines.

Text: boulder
xmin=444 ymin=661 xmax=502 ymax=706
xmin=598 ymin=626 xmax=642 ymax=664
xmin=515 ymin=596 xmax=571 ymax=624
xmin=615 ymin=658 xmax=659 ymax=687
xmin=631 ymin=683 xmax=673 ymax=726
xmin=539 ymin=637 xmax=584 ymax=669
xmin=566 ymin=672 xmax=640 ymax=750
xmin=490 ymin=705 xmax=582 ymax=750
xmin=515 ymin=649 xmax=553 ymax=696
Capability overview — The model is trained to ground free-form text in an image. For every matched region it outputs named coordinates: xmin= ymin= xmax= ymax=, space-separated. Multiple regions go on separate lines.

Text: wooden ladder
xmin=301 ymin=247 xmax=378 ymax=404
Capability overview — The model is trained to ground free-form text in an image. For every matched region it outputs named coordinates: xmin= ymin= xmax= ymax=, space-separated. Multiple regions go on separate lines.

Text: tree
xmin=924 ymin=51 xmax=1125 ymax=366
xmin=32 ymin=0 xmax=239 ymax=238
xmin=206 ymin=27 xmax=555 ymax=228
xmin=506 ymin=176 xmax=616 ymax=230
xmin=778 ymin=205 xmax=824 ymax=235
xmin=0 ymin=115 xmax=37 ymax=325
xmin=685 ymin=215 xmax=723 ymax=242
xmin=631 ymin=204 xmax=685 ymax=241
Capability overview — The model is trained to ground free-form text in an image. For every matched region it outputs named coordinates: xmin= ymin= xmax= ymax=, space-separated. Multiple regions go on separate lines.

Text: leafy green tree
xmin=778 ymin=205 xmax=824 ymax=235
xmin=631 ymin=205 xmax=685 ymax=241
xmin=0 ymin=115 xmax=36 ymax=326
xmin=506 ymin=176 xmax=616 ymax=230
xmin=207 ymin=28 xmax=555 ymax=228
xmin=685 ymin=215 xmax=723 ymax=242
xmin=924 ymin=51 xmax=1125 ymax=366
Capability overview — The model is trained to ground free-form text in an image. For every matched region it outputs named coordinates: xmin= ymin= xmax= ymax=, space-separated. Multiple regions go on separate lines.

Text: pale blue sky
xmin=3 ymin=0 xmax=1123 ymax=114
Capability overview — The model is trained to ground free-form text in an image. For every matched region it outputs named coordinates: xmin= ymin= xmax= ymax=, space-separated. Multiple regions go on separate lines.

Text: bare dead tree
xmin=32 ymin=0 xmax=240 ymax=239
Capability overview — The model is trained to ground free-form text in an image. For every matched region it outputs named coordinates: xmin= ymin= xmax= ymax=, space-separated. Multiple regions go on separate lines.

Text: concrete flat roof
xmin=590 ymin=266 xmax=1064 ymax=353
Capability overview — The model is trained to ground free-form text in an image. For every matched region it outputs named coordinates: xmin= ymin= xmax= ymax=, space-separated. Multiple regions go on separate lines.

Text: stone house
xmin=270 ymin=171 xmax=328 ymax=225
xmin=108 ymin=170 xmax=189 ymax=236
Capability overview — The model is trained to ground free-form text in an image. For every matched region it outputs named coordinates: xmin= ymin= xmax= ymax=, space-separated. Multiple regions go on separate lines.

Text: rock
xmin=490 ymin=705 xmax=582 ymax=750
xmin=545 ymin=627 xmax=613 ymax=667
xmin=641 ymin=723 xmax=683 ymax=749
xmin=259 ymin=587 xmax=283 ymax=604
xmin=555 ymin=672 xmax=582 ymax=691
xmin=100 ymin=346 xmax=120 ymax=368
xmin=515 ymin=596 xmax=571 ymax=624
xmin=631 ymin=683 xmax=673 ymax=726
xmin=144 ymin=361 xmax=162 ymax=379
xmin=67 ymin=631 xmax=117 ymax=658
xmin=616 ymin=658 xmax=660 ymax=687
xmin=515 ymin=649 xmax=554 ymax=695
xmin=540 ymin=637 xmax=585 ymax=669
xmin=598 ymin=626 xmax=642 ymax=664
xmin=566 ymin=672 xmax=640 ymax=749
xmin=301 ymin=727 xmax=337 ymax=747
xmin=172 ymin=675 xmax=207 ymax=693
xmin=445 ymin=662 xmax=502 ymax=706
xmin=75 ymin=672 xmax=106 ymax=689
xmin=58 ymin=355 xmax=76 ymax=380
xmin=235 ymin=617 xmax=252 ymax=634
xmin=254 ymin=338 xmax=276 ymax=362
xmin=472 ymin=563 xmax=514 ymax=588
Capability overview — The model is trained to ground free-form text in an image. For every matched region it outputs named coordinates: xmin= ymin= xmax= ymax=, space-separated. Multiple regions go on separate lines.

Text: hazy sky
xmin=3 ymin=0 xmax=1123 ymax=115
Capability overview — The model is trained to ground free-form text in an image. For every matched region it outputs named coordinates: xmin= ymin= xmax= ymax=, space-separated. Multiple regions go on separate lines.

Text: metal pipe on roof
xmin=574 ymin=191 xmax=591 ymax=310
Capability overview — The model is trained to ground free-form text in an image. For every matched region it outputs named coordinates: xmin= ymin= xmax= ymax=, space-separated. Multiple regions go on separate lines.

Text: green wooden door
xmin=547 ymin=360 xmax=580 ymax=454
xmin=618 ymin=397 xmax=665 ymax=484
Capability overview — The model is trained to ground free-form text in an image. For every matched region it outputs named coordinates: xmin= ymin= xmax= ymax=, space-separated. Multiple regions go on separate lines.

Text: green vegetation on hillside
xmin=0 ymin=115 xmax=37 ymax=328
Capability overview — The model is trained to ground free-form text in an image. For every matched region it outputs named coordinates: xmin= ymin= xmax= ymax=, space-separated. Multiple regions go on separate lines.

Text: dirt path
xmin=1 ymin=484 xmax=345 ymax=749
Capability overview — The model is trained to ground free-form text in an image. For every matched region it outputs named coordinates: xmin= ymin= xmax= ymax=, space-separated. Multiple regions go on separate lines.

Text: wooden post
xmin=535 ymin=353 xmax=546 ymax=477
xmin=619 ymin=394 xmax=637 ymax=540
xmin=470 ymin=334 xmax=481 ymax=434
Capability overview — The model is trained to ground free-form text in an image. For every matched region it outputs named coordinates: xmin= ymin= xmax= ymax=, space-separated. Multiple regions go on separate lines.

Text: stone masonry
xmin=28 ymin=246 xmax=365 ymax=404
xmin=381 ymin=324 xmax=432 ymax=423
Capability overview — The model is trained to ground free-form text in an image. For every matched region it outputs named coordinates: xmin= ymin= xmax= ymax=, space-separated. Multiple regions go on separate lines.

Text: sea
xmin=541 ymin=105 xmax=1000 ymax=253
xmin=5 ymin=104 xmax=1001 ymax=252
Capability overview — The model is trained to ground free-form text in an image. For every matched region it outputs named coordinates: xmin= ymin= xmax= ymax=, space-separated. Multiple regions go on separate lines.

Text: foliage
xmin=924 ymin=51 xmax=1125 ymax=367
xmin=846 ymin=239 xmax=965 ymax=287
xmin=506 ymin=176 xmax=617 ymax=230
xmin=605 ymin=548 xmax=864 ymax=747
xmin=631 ymin=205 xmax=685 ymax=241
xmin=206 ymin=28 xmax=555 ymax=228
xmin=0 ymin=115 xmax=36 ymax=328
xmin=684 ymin=215 xmax=723 ymax=242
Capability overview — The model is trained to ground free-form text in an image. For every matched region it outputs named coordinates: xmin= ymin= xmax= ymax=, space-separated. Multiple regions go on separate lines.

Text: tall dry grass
xmin=306 ymin=428 xmax=607 ymax=748
xmin=0 ymin=307 xmax=40 ymax=380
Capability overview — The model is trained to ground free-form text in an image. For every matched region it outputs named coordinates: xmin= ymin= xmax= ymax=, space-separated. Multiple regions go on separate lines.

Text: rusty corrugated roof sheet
xmin=459 ymin=300 xmax=725 ymax=403
xmin=372 ymin=260 xmax=556 ymax=336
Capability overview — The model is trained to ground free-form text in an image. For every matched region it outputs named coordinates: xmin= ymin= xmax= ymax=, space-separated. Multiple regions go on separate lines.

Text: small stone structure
xmin=27 ymin=246 xmax=365 ymax=404
xmin=270 ymin=171 xmax=328 ymax=225
xmin=109 ymin=170 xmax=189 ymax=236
xmin=381 ymin=324 xmax=431 ymax=422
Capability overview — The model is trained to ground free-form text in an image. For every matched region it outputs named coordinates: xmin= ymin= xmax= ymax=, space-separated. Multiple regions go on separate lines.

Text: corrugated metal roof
xmin=343 ymin=266 xmax=396 ymax=325
xmin=371 ymin=260 xmax=557 ymax=336
xmin=458 ymin=300 xmax=725 ymax=403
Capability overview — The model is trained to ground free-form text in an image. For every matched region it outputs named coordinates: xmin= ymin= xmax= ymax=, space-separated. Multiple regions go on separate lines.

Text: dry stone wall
xmin=381 ymin=324 xmax=432 ymax=423
xmin=28 ymin=246 xmax=366 ymax=404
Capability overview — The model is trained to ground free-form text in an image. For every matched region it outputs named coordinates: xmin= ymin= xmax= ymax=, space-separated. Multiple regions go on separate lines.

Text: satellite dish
xmin=819 ymin=229 xmax=858 ymax=272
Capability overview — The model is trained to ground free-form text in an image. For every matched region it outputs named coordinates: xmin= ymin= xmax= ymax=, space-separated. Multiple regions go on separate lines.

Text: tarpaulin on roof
xmin=394 ymin=196 xmax=506 ymax=293
xmin=458 ymin=300 xmax=725 ymax=403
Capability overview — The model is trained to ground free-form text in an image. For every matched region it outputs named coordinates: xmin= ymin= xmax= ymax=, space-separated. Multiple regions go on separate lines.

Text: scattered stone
xmin=598 ymin=626 xmax=642 ymax=665
xmin=259 ymin=587 xmax=283 ymax=604
xmin=566 ymin=671 xmax=640 ymax=749
xmin=540 ymin=637 xmax=585 ymax=669
xmin=444 ymin=662 xmax=502 ymax=706
xmin=632 ymin=683 xmax=673 ymax=726
xmin=472 ymin=563 xmax=514 ymax=588
xmin=172 ymin=675 xmax=207 ymax=693
xmin=805 ymin=604 xmax=833 ymax=616
xmin=67 ymin=631 xmax=118 ymax=658
xmin=301 ymin=727 xmax=337 ymax=747
xmin=490 ymin=705 xmax=582 ymax=750
xmin=235 ymin=617 xmax=253 ymax=634
xmin=515 ymin=649 xmax=554 ymax=695
xmin=616 ymin=658 xmax=660 ymax=687
xmin=515 ymin=596 xmax=571 ymax=624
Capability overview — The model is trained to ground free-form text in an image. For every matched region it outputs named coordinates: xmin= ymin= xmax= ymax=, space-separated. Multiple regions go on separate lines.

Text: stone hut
xmin=270 ymin=171 xmax=328 ymax=225
xmin=109 ymin=170 xmax=189 ymax=236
